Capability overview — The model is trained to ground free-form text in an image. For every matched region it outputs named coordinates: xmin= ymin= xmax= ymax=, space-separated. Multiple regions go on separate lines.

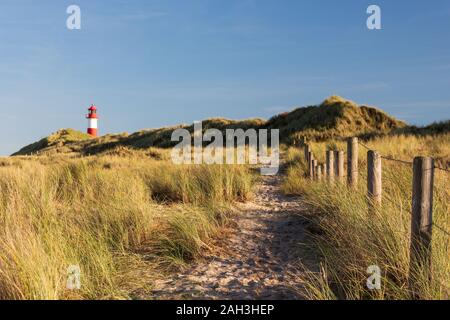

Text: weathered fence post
xmin=312 ymin=159 xmax=318 ymax=180
xmin=347 ymin=137 xmax=358 ymax=188
xmin=308 ymin=151 xmax=314 ymax=180
xmin=317 ymin=164 xmax=323 ymax=181
xmin=367 ymin=150 xmax=382 ymax=212
xmin=304 ymin=144 xmax=310 ymax=163
xmin=326 ymin=150 xmax=334 ymax=182
xmin=409 ymin=156 xmax=434 ymax=297
xmin=335 ymin=150 xmax=345 ymax=181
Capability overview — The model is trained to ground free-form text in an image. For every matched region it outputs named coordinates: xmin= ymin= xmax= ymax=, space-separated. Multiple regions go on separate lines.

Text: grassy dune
xmin=267 ymin=95 xmax=406 ymax=142
xmin=13 ymin=96 xmax=410 ymax=157
xmin=282 ymin=133 xmax=450 ymax=299
xmin=0 ymin=154 xmax=255 ymax=299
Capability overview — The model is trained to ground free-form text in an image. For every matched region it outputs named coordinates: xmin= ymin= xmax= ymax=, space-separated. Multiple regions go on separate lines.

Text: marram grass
xmin=0 ymin=156 xmax=255 ymax=299
xmin=282 ymin=133 xmax=449 ymax=300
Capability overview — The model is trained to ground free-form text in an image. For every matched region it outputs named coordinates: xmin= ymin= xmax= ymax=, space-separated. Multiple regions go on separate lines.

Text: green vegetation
xmin=282 ymin=133 xmax=450 ymax=299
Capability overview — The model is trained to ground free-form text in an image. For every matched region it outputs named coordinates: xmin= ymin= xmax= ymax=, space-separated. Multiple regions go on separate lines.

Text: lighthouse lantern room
xmin=86 ymin=104 xmax=98 ymax=137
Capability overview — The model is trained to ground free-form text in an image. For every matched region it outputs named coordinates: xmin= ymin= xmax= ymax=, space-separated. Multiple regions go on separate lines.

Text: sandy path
xmin=148 ymin=174 xmax=317 ymax=300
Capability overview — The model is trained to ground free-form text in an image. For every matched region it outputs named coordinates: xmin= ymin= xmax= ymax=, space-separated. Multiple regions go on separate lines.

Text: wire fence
xmin=434 ymin=166 xmax=450 ymax=173
xmin=299 ymin=137 xmax=449 ymax=295
xmin=358 ymin=141 xmax=414 ymax=165
xmin=359 ymin=141 xmax=450 ymax=172
xmin=301 ymin=138 xmax=450 ymax=240
xmin=357 ymin=140 xmax=450 ymax=239
xmin=433 ymin=223 xmax=450 ymax=238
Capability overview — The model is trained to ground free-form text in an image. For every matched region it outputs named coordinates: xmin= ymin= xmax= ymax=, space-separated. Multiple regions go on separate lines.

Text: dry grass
xmin=0 ymin=154 xmax=255 ymax=299
xmin=282 ymin=133 xmax=450 ymax=300
xmin=292 ymin=133 xmax=450 ymax=168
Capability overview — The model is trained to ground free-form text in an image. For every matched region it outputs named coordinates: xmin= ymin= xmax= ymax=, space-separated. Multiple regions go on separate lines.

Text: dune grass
xmin=0 ymin=155 xmax=255 ymax=299
xmin=282 ymin=133 xmax=450 ymax=300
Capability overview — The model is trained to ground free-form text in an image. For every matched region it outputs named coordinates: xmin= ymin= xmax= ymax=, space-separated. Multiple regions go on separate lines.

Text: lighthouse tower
xmin=86 ymin=104 xmax=98 ymax=137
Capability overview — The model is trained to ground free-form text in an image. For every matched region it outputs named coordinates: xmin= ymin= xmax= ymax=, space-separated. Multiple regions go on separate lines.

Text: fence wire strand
xmin=358 ymin=141 xmax=413 ymax=166
xmin=359 ymin=140 xmax=449 ymax=238
xmin=358 ymin=141 xmax=450 ymax=171
xmin=381 ymin=156 xmax=413 ymax=165
xmin=432 ymin=223 xmax=450 ymax=238
xmin=434 ymin=166 xmax=450 ymax=173
xmin=357 ymin=141 xmax=371 ymax=151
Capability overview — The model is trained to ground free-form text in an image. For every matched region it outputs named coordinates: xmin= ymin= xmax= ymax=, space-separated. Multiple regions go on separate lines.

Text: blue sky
xmin=0 ymin=0 xmax=449 ymax=155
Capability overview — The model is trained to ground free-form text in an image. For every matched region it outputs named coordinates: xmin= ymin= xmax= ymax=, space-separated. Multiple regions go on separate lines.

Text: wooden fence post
xmin=326 ymin=150 xmax=334 ymax=182
xmin=347 ymin=137 xmax=358 ymax=188
xmin=313 ymin=159 xmax=318 ymax=180
xmin=409 ymin=156 xmax=434 ymax=297
xmin=317 ymin=164 xmax=323 ymax=181
xmin=308 ymin=151 xmax=314 ymax=180
xmin=335 ymin=150 xmax=345 ymax=181
xmin=304 ymin=144 xmax=310 ymax=163
xmin=367 ymin=150 xmax=382 ymax=211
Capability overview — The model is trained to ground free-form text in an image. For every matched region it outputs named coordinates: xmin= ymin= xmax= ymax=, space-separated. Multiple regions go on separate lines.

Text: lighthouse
xmin=86 ymin=104 xmax=98 ymax=137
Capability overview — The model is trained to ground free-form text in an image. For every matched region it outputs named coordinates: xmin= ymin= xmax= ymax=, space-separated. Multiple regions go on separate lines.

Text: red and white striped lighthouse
xmin=86 ymin=104 xmax=98 ymax=137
